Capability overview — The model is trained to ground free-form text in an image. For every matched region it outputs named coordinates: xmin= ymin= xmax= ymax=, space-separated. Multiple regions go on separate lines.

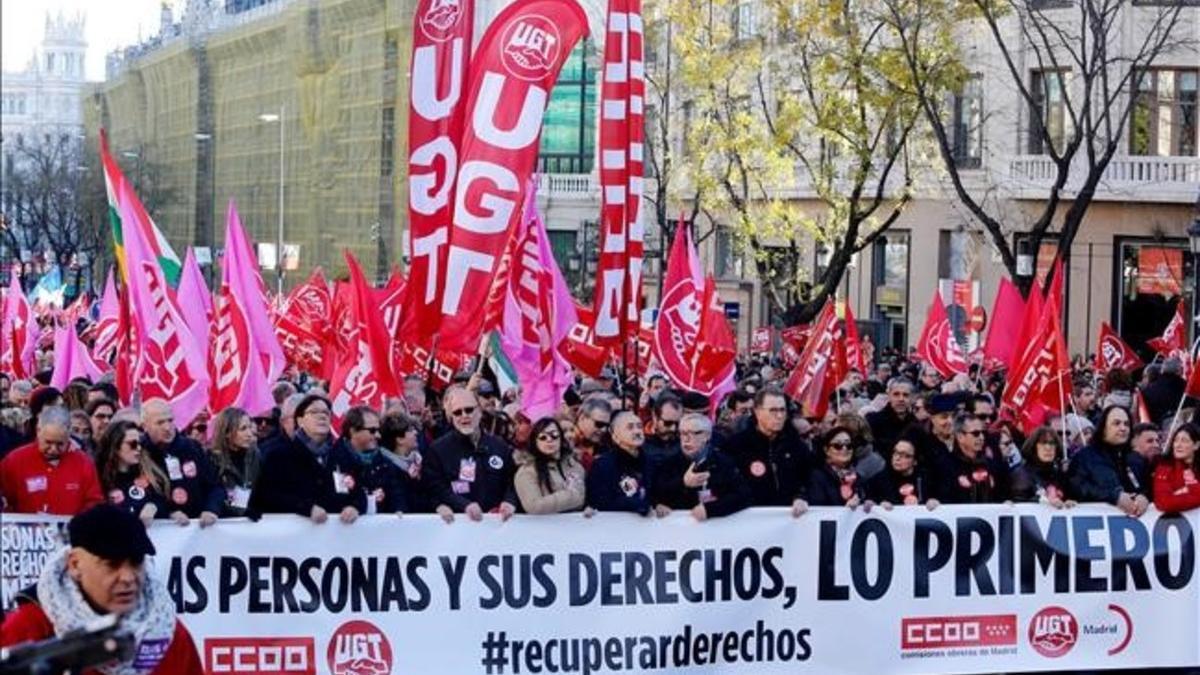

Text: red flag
xmin=782 ymin=301 xmax=839 ymax=418
xmin=1008 ymin=281 xmax=1044 ymax=370
xmin=403 ymin=0 xmax=474 ymax=344
xmin=0 ymin=268 xmax=38 ymax=379
xmin=329 ymin=252 xmax=401 ymax=428
xmin=982 ymin=277 xmax=1025 ymax=369
xmin=114 ymin=286 xmax=137 ymax=405
xmin=1095 ymin=321 xmax=1144 ymax=373
xmin=842 ymin=301 xmax=867 ymax=374
xmin=1148 ymin=300 xmax=1187 ymax=357
xmin=435 ymin=0 xmax=589 ymax=352
xmin=693 ymin=276 xmax=737 ymax=386
xmin=591 ymin=0 xmax=646 ymax=346
xmin=653 ymin=222 xmax=734 ymax=396
xmin=1186 ymin=351 xmax=1200 ymax=400
xmin=1042 ymin=255 xmax=1064 ymax=308
xmin=1002 ymin=300 xmax=1072 ymax=433
xmin=916 ymin=288 xmax=967 ymax=378
xmin=561 ymin=302 xmax=609 ymax=378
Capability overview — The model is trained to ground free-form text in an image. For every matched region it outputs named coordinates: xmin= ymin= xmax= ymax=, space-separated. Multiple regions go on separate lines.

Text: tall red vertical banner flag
xmin=402 ymin=0 xmax=474 ymax=344
xmin=435 ymin=0 xmax=589 ymax=352
xmin=591 ymin=0 xmax=646 ymax=345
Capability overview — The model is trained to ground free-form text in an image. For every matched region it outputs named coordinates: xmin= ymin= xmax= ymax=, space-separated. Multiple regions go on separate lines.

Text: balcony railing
xmin=536 ymin=173 xmax=598 ymax=198
xmin=1008 ymin=154 xmax=1200 ymax=203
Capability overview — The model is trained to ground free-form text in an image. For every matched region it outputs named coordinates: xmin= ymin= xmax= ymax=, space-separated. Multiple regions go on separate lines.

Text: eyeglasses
xmin=589 ymin=418 xmax=610 ymax=430
xmin=892 ymin=451 xmax=915 ymax=459
xmin=680 ymin=429 xmax=709 ymax=438
xmin=123 ymin=440 xmax=141 ymax=450
xmin=304 ymin=408 xmax=330 ymax=418
xmin=660 ymin=420 xmax=679 ymax=429
xmin=976 ymin=413 xmax=996 ymax=421
xmin=361 ymin=427 xmax=381 ymax=435
xmin=450 ymin=406 xmax=477 ymax=418
xmin=762 ymin=407 xmax=787 ymax=415
xmin=961 ymin=430 xmax=985 ymax=437
xmin=92 ymin=412 xmax=112 ymax=420
xmin=828 ymin=441 xmax=853 ymax=451
xmin=537 ymin=431 xmax=561 ymax=441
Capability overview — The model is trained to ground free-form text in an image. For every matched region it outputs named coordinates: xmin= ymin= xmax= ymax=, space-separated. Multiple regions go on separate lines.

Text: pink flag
xmin=499 ymin=183 xmax=579 ymax=421
xmin=210 ymin=201 xmax=281 ymax=416
xmin=91 ymin=269 xmax=120 ymax=368
xmin=225 ymin=203 xmax=286 ymax=383
xmin=50 ymin=323 xmax=104 ymax=390
xmin=982 ymin=277 xmax=1024 ymax=370
xmin=177 ymin=247 xmax=213 ymax=353
xmin=0 ymin=268 xmax=39 ymax=379
xmin=118 ymin=179 xmax=211 ymax=427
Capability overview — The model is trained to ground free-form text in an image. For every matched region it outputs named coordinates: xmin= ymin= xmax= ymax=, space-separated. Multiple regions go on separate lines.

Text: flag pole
xmin=1164 ymin=336 xmax=1200 ymax=443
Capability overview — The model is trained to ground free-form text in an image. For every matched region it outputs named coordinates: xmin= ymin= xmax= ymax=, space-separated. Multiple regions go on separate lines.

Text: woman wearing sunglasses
xmin=513 ymin=418 xmax=586 ymax=514
xmin=805 ymin=427 xmax=865 ymax=508
xmin=96 ymin=420 xmax=180 ymax=527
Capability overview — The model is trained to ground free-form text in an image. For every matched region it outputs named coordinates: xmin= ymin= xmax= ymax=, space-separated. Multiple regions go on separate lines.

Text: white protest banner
xmin=1 ymin=516 xmax=68 ymax=606
xmin=5 ymin=506 xmax=1199 ymax=674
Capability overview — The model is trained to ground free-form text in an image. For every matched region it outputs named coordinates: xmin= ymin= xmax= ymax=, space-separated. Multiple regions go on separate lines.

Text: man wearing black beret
xmin=0 ymin=504 xmax=204 ymax=674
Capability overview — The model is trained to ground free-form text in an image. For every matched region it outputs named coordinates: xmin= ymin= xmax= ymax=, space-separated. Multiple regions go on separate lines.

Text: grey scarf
xmin=37 ymin=549 xmax=177 ymax=675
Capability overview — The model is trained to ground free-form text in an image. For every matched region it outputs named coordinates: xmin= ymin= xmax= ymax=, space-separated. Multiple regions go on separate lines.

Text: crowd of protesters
xmin=2 ymin=347 xmax=1199 ymax=528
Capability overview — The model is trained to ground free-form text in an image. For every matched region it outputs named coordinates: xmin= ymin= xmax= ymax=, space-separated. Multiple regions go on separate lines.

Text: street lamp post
xmin=258 ymin=105 xmax=285 ymax=294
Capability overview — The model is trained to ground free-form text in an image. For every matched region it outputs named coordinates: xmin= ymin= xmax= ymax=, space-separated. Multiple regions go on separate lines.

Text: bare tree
xmin=884 ymin=0 xmax=1194 ymax=296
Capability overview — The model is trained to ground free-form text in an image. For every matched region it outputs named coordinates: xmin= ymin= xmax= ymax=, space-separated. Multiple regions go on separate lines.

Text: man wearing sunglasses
xmin=934 ymin=412 xmax=1011 ymax=504
xmin=425 ymin=385 xmax=517 ymax=523
xmin=325 ymin=405 xmax=408 ymax=516
xmin=643 ymin=393 xmax=683 ymax=463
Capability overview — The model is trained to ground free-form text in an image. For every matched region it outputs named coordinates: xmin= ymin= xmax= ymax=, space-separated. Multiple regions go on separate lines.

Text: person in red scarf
xmin=1153 ymin=423 xmax=1200 ymax=513
xmin=1 ymin=504 xmax=204 ymax=674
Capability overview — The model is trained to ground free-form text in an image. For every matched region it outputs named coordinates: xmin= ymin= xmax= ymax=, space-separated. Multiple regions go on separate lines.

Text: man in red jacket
xmin=1 ymin=504 xmax=204 ymax=674
xmin=0 ymin=406 xmax=102 ymax=514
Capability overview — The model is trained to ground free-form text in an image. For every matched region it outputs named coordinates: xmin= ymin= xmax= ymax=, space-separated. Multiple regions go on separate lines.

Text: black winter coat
xmin=248 ymin=432 xmax=357 ymax=517
xmin=934 ymin=449 xmax=1011 ymax=504
xmin=328 ymin=441 xmax=409 ymax=514
xmin=586 ymin=447 xmax=654 ymax=514
xmin=1066 ymin=442 xmax=1150 ymax=505
xmin=1010 ymin=459 xmax=1069 ymax=504
xmin=423 ymin=431 xmax=516 ymax=512
xmin=805 ymin=463 xmax=866 ymax=507
xmin=105 ymin=469 xmax=169 ymax=519
xmin=143 ymin=433 xmax=226 ymax=518
xmin=864 ymin=466 xmax=931 ymax=505
xmin=720 ymin=425 xmax=814 ymax=507
xmin=866 ymin=406 xmax=916 ymax=458
xmin=650 ymin=447 xmax=750 ymax=518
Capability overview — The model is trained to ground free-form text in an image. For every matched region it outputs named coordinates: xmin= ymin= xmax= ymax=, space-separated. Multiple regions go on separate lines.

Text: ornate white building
xmin=1 ymin=11 xmax=88 ymax=154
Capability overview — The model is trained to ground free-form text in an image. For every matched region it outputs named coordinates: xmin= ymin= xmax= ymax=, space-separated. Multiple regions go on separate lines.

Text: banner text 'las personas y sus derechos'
xmin=3 ymin=506 xmax=1198 ymax=674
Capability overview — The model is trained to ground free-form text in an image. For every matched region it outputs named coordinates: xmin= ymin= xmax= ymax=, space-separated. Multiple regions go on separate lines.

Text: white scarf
xmin=37 ymin=549 xmax=177 ymax=675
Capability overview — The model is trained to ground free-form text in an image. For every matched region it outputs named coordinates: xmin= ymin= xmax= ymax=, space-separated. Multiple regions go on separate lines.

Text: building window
xmin=951 ymin=74 xmax=983 ymax=169
xmin=1114 ymin=237 xmax=1193 ymax=362
xmin=734 ymin=2 xmax=758 ymax=41
xmin=871 ymin=232 xmax=909 ymax=349
xmin=715 ymin=227 xmax=738 ymax=278
xmin=1130 ymin=68 xmax=1198 ymax=157
xmin=46 ymin=53 xmax=55 ymax=73
xmin=539 ymin=39 xmax=596 ymax=174
xmin=1029 ymin=70 xmax=1071 ymax=155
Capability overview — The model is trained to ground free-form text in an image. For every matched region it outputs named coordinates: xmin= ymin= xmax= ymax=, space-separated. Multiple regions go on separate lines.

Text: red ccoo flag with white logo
xmin=0 ymin=267 xmax=38 ymax=379
xmin=916 ymin=287 xmax=968 ymax=378
xmin=435 ymin=0 xmax=589 ymax=352
xmin=1094 ymin=321 xmax=1144 ymax=373
xmin=591 ymin=0 xmax=646 ymax=346
xmin=403 ymin=0 xmax=474 ymax=345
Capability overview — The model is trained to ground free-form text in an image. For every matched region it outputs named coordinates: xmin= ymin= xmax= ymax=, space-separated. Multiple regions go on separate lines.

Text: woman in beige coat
xmin=514 ymin=418 xmax=587 ymax=514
